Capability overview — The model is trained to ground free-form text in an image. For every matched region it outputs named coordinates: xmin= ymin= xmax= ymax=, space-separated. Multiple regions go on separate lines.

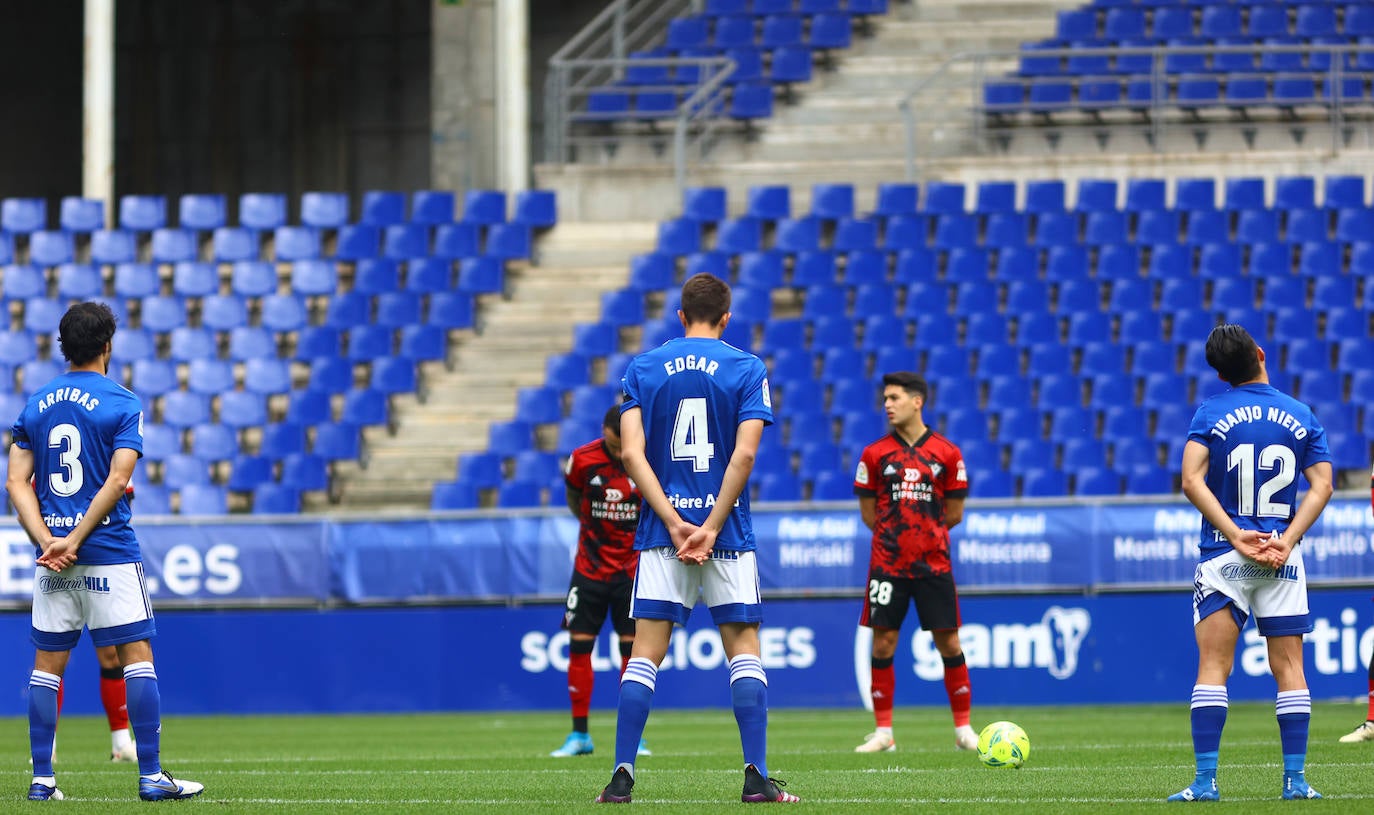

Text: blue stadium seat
xmin=346 ymin=326 xmax=394 ymax=362
xmin=85 ymin=229 xmax=135 ymax=268
xmin=313 ymin=421 xmax=361 ymax=461
xmin=274 ymin=226 xmax=321 ymax=262
xmin=26 ymin=230 xmax=73 ymax=268
xmin=308 ymin=357 xmax=355 ymax=394
xmin=746 ymin=185 xmax=790 ymax=221
xmin=208 ymin=226 xmax=257 ymax=263
xmin=374 ymin=291 xmax=422 ymax=328
xmin=1021 ymin=467 xmax=1067 ymax=497
xmin=224 ymin=262 xmax=273 ymax=300
xmin=216 ymin=389 xmax=269 ymax=430
xmin=791 ymin=250 xmax=837 ymax=287
xmin=280 ymin=453 xmax=329 ymax=492
xmin=455 ymin=256 xmax=502 ymax=295
xmin=1275 ymin=176 xmax=1317 ymax=211
xmin=462 ymin=190 xmax=507 ymax=226
xmin=497 ymin=480 xmax=544 ymax=508
xmin=282 ymin=389 xmax=330 ymax=427
xmin=137 ymin=423 xmax=181 ymax=463
xmin=292 ymin=259 xmax=338 ymax=296
xmin=52 ymin=197 xmax=101 ymax=234
xmin=512 ymin=190 xmax=557 ymax=229
xmin=251 ymin=483 xmax=301 ymax=514
xmin=198 ymin=295 xmax=247 ymax=333
xmin=300 ymin=191 xmax=349 ymax=229
xmin=161 ymin=392 xmax=211 ymax=429
xmin=172 ymin=262 xmax=219 ymax=299
xmin=716 ymin=217 xmax=763 ymax=254
xmin=237 ymin=193 xmax=287 ymax=231
xmin=397 ymin=324 xmax=447 ymax=362
xmin=185 ymin=358 xmax=234 ymax=395
xmin=115 ymin=196 xmax=164 ymax=232
xmin=52 ymin=263 xmax=102 ymax=301
xmin=340 ymin=388 xmax=390 ymax=428
xmin=411 ymin=190 xmax=456 ymax=226
xmin=545 ymin=352 xmax=591 ymax=390
xmin=19 ymin=359 xmax=62 ymax=393
xmin=177 ymin=484 xmax=227 ymax=515
xmin=430 ymin=223 xmax=480 ymax=260
xmin=226 ymin=326 xmax=276 ymax=361
xmin=190 ymin=423 xmax=238 ymax=463
xmin=430 ymin=480 xmax=479 ymax=511
xmin=256 ymin=421 xmax=305 ymax=461
xmin=383 ymin=224 xmax=429 ymax=259
xmin=175 ymin=194 xmax=225 ymax=232
xmin=335 ymin=224 xmax=380 ymax=261
xmin=360 ymin=191 xmax=406 ymax=227
xmin=254 ymin=295 xmax=304 ymax=336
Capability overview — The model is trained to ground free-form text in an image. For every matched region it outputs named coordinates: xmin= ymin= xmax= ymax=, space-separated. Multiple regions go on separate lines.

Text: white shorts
xmin=1192 ymin=547 xmax=1311 ymax=637
xmin=631 ymin=547 xmax=763 ymax=625
xmin=31 ymin=563 xmax=156 ymax=651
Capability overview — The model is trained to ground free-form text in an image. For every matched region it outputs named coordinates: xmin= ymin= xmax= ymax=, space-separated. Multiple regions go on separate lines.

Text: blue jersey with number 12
xmin=1186 ymin=382 xmax=1331 ymax=563
xmin=11 ymin=371 xmax=145 ymax=565
xmin=621 ymin=336 xmax=773 ymax=552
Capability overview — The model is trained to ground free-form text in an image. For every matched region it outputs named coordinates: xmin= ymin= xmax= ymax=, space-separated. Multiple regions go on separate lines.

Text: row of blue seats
xmin=988 ymin=72 xmax=1372 ymax=112
xmin=1054 ymin=4 xmax=1374 ymax=42
xmin=653 ymin=207 xmax=1374 ymax=256
xmin=1 ymin=256 xmax=503 ymax=303
xmin=660 ymin=12 xmax=855 ymax=55
xmin=581 ymin=81 xmax=778 ymax=121
xmin=0 ymin=481 xmax=305 ymax=516
xmin=1021 ymin=40 xmax=1374 ymax=75
xmin=0 ymin=221 xmax=533 ymax=267
xmin=0 ymin=189 xmax=556 ymax=234
xmin=698 ymin=0 xmax=889 ymax=17
xmin=680 ymin=176 xmax=1374 ymax=223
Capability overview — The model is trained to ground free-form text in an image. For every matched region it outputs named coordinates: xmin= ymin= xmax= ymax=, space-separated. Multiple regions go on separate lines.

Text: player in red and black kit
xmin=551 ymin=405 xmax=650 ymax=758
xmin=851 ymin=371 xmax=977 ymax=754
xmin=1338 ymin=463 xmax=1374 ymax=743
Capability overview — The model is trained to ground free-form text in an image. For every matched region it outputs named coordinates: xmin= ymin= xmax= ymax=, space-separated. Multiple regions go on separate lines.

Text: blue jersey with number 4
xmin=621 ymin=336 xmax=773 ymax=552
xmin=1186 ymin=382 xmax=1331 ymax=563
xmin=11 ymin=371 xmax=144 ymax=565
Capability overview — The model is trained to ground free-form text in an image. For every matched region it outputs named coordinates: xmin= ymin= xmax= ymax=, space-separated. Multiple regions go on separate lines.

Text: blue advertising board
xmin=6 ymin=587 xmax=1373 ymax=716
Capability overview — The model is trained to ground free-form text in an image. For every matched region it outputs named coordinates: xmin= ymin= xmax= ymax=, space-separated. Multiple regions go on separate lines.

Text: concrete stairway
xmin=324 ymin=221 xmax=658 ymax=512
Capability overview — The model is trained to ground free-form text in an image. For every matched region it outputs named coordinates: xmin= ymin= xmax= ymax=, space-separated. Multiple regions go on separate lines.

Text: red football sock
xmin=1366 ymin=679 xmax=1374 ymax=722
xmin=944 ymin=661 xmax=972 ymax=728
xmin=568 ymin=650 xmax=594 ymax=721
xmin=871 ymin=661 xmax=895 ymax=729
xmin=56 ymin=680 xmax=64 ymax=719
xmin=100 ymin=674 xmax=130 ymax=732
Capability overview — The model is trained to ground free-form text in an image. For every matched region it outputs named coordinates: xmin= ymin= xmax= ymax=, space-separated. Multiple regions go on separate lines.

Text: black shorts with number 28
xmin=561 ymin=571 xmax=636 ymax=636
xmin=859 ymin=570 xmax=962 ymax=632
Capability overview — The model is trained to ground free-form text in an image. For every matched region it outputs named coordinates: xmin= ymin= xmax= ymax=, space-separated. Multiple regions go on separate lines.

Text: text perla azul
xmin=1209 ymin=405 xmax=1308 ymax=440
xmin=36 ymin=387 xmax=101 ymax=413
xmin=662 ymin=354 xmax=719 ymax=377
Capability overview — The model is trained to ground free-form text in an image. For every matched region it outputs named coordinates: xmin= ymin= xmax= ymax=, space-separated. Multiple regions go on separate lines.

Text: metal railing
xmin=900 ymin=42 xmax=1374 ymax=182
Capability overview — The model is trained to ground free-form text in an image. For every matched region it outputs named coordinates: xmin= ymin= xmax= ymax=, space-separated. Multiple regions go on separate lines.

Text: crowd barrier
xmin=0 ymin=497 xmax=1369 ymax=715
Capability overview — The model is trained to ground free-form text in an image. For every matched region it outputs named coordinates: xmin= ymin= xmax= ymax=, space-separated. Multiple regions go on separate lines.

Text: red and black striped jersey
xmin=853 ymin=429 xmax=969 ymax=577
xmin=565 ymin=439 xmax=640 ymax=582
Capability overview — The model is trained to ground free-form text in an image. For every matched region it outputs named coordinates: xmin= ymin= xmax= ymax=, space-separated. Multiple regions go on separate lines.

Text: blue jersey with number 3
xmin=11 ymin=371 xmax=144 ymax=565
xmin=1186 ymin=382 xmax=1331 ymax=563
xmin=621 ymin=336 xmax=773 ymax=552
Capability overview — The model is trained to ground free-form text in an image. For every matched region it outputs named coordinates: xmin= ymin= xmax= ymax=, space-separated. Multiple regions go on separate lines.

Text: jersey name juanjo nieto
xmin=621 ymin=336 xmax=773 ymax=553
xmin=565 ymin=438 xmax=640 ymax=581
xmin=11 ymin=371 xmax=145 ymax=565
xmin=1187 ymin=382 xmax=1331 ymax=563
xmin=854 ymin=429 xmax=968 ymax=577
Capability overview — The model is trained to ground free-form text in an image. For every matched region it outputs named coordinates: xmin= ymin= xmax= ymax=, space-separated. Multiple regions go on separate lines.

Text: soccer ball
xmin=977 ymin=721 xmax=1029 ymax=768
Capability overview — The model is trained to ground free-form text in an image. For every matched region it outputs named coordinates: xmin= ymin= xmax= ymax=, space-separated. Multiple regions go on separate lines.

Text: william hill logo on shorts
xmin=1220 ymin=562 xmax=1300 ymax=582
xmin=38 ymin=575 xmax=111 ymax=594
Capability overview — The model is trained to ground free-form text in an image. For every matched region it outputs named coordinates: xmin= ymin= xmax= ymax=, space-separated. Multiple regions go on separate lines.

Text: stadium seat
xmin=1021 ymin=467 xmax=1067 ymax=497
xmin=254 ymin=484 xmax=303 ymax=514
xmin=275 ymin=226 xmax=321 ymax=261
xmin=300 ymin=191 xmax=350 ymax=229
xmin=239 ymin=193 xmax=288 ymax=231
xmin=512 ymin=190 xmax=556 ymax=229
xmin=227 ymin=326 xmax=277 ymax=361
xmin=497 ymin=480 xmax=544 ymax=508
xmin=172 ymin=262 xmax=219 ymax=298
xmin=164 ymin=451 xmax=212 ymax=487
xmin=369 ymin=357 xmax=416 ymax=394
xmin=431 ymin=480 xmax=479 ymax=511
xmin=383 ymin=224 xmax=429 ymax=259
xmin=746 ymin=186 xmax=790 ymax=221
xmin=256 ymin=422 xmax=305 ymax=461
xmin=59 ymin=197 xmax=104 ymax=233
xmin=218 ymin=390 xmax=269 ymax=429
xmin=118 ymin=196 xmax=165 ymax=232
xmin=341 ymin=388 xmax=390 ymax=427
xmin=292 ymin=259 xmax=339 ymax=296
xmin=810 ymin=470 xmax=854 ymax=502
xmin=457 ymin=257 xmax=504 ymax=294
xmin=179 ymin=194 xmax=226 ymax=232
xmin=313 ymin=422 xmax=361 ymax=461
xmin=411 ymin=190 xmax=456 ymax=225
xmin=54 ymin=263 xmax=103 ymax=301
xmin=280 ymin=453 xmax=329 ymax=492
xmin=190 ymin=423 xmax=238 ymax=463
xmin=178 ymin=484 xmax=227 ymax=516
xmin=213 ymin=227 xmax=258 ymax=263
xmin=186 ymin=358 xmax=235 ymax=395
xmin=462 ymin=190 xmax=507 ymax=226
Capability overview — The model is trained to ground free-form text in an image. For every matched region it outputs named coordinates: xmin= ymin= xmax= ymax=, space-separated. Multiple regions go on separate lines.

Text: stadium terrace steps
xmin=331 ymin=224 xmax=656 ymax=510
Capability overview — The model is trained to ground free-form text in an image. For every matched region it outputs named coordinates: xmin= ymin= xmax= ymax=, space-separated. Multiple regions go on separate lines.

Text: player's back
xmin=16 ymin=370 xmax=143 ymax=563
xmin=622 ymin=336 xmax=772 ymax=550
xmin=1189 ymin=382 xmax=1330 ymax=548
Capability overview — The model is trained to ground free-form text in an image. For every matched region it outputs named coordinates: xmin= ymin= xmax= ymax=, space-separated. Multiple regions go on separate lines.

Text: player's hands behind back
xmin=36 ymin=536 xmax=78 ymax=572
xmin=678 ymin=525 xmax=718 ymax=565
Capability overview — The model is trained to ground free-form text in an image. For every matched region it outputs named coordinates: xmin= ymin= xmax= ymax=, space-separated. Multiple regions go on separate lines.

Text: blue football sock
xmin=123 ymin=662 xmax=162 ymax=777
xmin=1190 ymin=684 xmax=1228 ymax=777
xmin=730 ymin=654 xmax=769 ymax=779
xmin=1276 ymin=689 xmax=1311 ymax=775
xmin=615 ymin=657 xmax=657 ymax=773
xmin=28 ymin=670 xmax=61 ymax=777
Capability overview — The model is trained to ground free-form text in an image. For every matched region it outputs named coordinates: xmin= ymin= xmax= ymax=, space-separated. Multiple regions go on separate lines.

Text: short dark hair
xmin=58 ymin=302 xmax=117 ymax=366
xmin=1205 ymin=324 xmax=1261 ymax=385
xmin=881 ymin=371 xmax=928 ymax=401
xmin=680 ymin=273 xmax=731 ymax=327
xmin=603 ymin=405 xmax=622 ymax=432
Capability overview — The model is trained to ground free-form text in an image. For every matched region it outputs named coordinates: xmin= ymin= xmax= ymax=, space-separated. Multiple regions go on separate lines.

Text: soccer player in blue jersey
xmin=1169 ymin=324 xmax=1332 ymax=803
xmin=595 ymin=273 xmax=799 ymax=804
xmin=7 ymin=302 xmax=204 ymax=802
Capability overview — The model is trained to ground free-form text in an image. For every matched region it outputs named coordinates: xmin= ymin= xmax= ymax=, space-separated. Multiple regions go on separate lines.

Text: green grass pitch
xmin=3 ymin=702 xmax=1372 ymax=812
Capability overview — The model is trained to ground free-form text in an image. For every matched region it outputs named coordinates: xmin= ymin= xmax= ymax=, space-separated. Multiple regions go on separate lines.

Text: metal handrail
xmin=900 ymin=42 xmax=1374 ymax=182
